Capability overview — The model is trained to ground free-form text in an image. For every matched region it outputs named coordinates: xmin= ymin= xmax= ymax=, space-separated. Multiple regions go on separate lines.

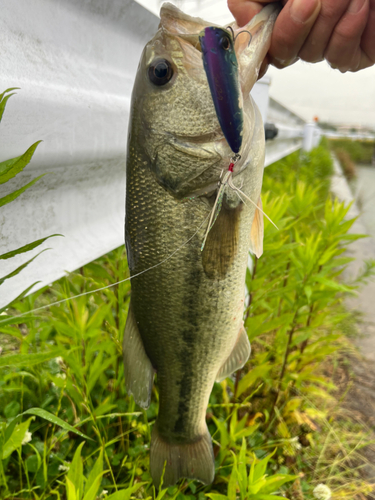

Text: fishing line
xmin=0 ymin=214 xmax=211 ymax=324
xmin=227 ymin=176 xmax=279 ymax=229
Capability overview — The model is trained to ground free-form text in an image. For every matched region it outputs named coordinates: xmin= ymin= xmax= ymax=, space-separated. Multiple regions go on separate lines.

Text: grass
xmin=1 ymin=140 xmax=375 ymax=500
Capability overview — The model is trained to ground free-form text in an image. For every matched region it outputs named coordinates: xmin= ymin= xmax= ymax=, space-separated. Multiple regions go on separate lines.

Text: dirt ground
xmin=331 ymin=157 xmax=375 ymax=496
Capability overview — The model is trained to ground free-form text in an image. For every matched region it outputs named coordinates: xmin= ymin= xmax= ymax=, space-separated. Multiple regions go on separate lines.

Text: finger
xmin=359 ymin=0 xmax=375 ymax=69
xmin=324 ymin=0 xmax=369 ymax=72
xmin=298 ymin=0 xmax=351 ymax=63
xmin=267 ymin=0 xmax=321 ymax=66
xmin=227 ymin=0 xmax=275 ymax=27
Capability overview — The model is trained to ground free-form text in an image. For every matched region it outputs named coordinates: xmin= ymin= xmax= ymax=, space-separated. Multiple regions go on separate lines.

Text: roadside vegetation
xmin=329 ymin=138 xmax=375 ymax=181
xmin=1 ymin=91 xmax=375 ymax=500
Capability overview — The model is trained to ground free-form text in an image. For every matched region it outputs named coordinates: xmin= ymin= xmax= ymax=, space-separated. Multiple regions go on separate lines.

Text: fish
xmin=123 ymin=2 xmax=278 ymax=488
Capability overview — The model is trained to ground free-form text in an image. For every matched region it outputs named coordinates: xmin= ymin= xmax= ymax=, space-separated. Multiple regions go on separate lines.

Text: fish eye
xmin=220 ymin=35 xmax=231 ymax=51
xmin=148 ymin=59 xmax=173 ymax=86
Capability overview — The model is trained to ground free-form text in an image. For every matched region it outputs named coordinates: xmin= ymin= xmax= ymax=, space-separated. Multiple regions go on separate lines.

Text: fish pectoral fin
xmin=123 ymin=302 xmax=155 ymax=409
xmin=150 ymin=424 xmax=215 ymax=488
xmin=216 ymin=325 xmax=251 ymax=382
xmin=249 ymin=196 xmax=264 ymax=258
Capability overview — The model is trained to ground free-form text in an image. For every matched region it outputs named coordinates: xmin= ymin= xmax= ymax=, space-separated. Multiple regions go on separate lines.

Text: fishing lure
xmin=199 ymin=27 xmax=275 ymax=251
xmin=199 ymin=26 xmax=243 ymax=153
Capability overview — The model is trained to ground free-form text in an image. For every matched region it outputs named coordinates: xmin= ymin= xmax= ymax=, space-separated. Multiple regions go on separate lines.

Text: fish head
xmin=129 ymin=2 xmax=278 ymax=197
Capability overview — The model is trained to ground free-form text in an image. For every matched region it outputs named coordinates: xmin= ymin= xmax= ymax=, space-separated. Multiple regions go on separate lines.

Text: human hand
xmin=228 ymin=0 xmax=375 ymax=73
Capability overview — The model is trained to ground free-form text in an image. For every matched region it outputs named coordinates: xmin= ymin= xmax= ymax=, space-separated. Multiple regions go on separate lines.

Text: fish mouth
xmin=230 ymin=4 xmax=280 ymax=94
xmin=159 ymin=2 xmax=279 ymax=94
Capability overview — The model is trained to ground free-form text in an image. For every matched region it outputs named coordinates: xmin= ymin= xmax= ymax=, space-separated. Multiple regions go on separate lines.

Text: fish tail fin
xmin=150 ymin=424 xmax=215 ymax=488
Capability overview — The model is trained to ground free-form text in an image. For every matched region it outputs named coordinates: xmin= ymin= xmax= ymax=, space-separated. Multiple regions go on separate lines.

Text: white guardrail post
xmin=0 ymin=0 xmax=306 ymax=308
xmin=303 ymin=122 xmax=321 ymax=152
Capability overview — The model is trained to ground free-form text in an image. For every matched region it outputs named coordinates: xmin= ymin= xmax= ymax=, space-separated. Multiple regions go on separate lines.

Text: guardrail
xmin=0 ymin=0 xmax=317 ymax=307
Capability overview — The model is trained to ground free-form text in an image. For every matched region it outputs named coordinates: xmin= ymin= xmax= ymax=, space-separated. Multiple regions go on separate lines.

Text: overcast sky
xmin=136 ymin=0 xmax=375 ymax=128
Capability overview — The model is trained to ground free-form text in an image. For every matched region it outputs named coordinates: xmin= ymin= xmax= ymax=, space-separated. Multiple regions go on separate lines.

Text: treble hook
xmin=226 ymin=26 xmax=253 ymax=47
xmin=226 ymin=26 xmax=235 ymax=40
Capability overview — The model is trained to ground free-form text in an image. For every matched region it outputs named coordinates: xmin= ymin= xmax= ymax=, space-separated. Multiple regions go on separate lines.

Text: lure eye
xmin=220 ymin=35 xmax=231 ymax=51
xmin=148 ymin=59 xmax=173 ymax=86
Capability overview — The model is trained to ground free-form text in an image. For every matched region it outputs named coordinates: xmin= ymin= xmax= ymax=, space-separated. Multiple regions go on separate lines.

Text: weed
xmin=329 ymin=138 xmax=375 ymax=165
xmin=1 ymin=143 xmax=374 ymax=499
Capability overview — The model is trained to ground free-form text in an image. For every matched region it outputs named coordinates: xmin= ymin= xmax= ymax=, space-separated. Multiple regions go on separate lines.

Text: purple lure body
xmin=199 ymin=27 xmax=243 ymax=154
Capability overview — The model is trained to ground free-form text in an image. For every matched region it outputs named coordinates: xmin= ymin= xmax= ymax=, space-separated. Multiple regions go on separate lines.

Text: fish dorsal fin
xmin=202 ymin=201 xmax=242 ymax=280
xmin=216 ymin=325 xmax=251 ymax=382
xmin=123 ymin=302 xmax=155 ymax=409
xmin=249 ymin=196 xmax=264 ymax=258
xmin=159 ymin=2 xmax=211 ymax=35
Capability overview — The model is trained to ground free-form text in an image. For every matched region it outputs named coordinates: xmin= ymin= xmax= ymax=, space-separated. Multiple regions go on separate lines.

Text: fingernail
xmin=348 ymin=0 xmax=365 ymax=13
xmin=290 ymin=0 xmax=321 ymax=24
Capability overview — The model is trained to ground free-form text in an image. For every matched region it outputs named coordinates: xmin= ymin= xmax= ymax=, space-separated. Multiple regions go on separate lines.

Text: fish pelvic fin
xmin=216 ymin=325 xmax=251 ymax=382
xmin=150 ymin=425 xmax=215 ymax=488
xmin=249 ymin=196 xmax=264 ymax=258
xmin=123 ymin=302 xmax=155 ymax=408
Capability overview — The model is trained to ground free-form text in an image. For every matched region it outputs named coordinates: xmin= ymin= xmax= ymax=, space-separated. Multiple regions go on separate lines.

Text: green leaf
xmin=0 ymin=313 xmax=36 ymax=327
xmin=228 ymin=455 xmax=238 ymax=500
xmin=205 ymin=495 xmax=228 ymax=500
xmin=0 ymin=141 xmax=42 ymax=184
xmin=2 ymin=417 xmax=34 ymax=459
xmin=67 ymin=442 xmax=85 ymax=500
xmin=0 ymin=87 xmax=19 ymax=102
xmin=82 ymin=472 xmax=105 ymax=500
xmin=314 ymin=276 xmax=355 ymax=294
xmin=25 ymin=453 xmax=41 ymax=473
xmin=253 ymin=450 xmax=276 ymax=484
xmin=0 ymin=88 xmax=19 ymax=122
xmin=84 ymin=449 xmax=103 ymax=499
xmin=4 ymin=401 xmax=21 ymax=419
xmin=0 ymin=234 xmax=62 ymax=260
xmin=247 ymin=313 xmax=294 ymax=340
xmin=0 ymin=348 xmax=66 ymax=368
xmin=0 ymin=173 xmax=46 ymax=208
xmin=262 ymin=474 xmax=297 ymax=494
xmin=22 ymin=407 xmax=92 ymax=441
xmin=66 ymin=476 xmax=78 ymax=500
xmin=0 ymin=249 xmax=49 ymax=286
xmin=237 ymin=364 xmax=272 ymax=398
xmin=0 ymin=282 xmax=41 ymax=314
xmin=238 ymin=439 xmax=247 ymax=500
xmin=104 ymin=483 xmax=146 ymax=500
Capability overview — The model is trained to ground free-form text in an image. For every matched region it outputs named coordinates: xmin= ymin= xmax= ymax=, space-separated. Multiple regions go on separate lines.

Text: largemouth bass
xmin=123 ymin=3 xmax=278 ymax=487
